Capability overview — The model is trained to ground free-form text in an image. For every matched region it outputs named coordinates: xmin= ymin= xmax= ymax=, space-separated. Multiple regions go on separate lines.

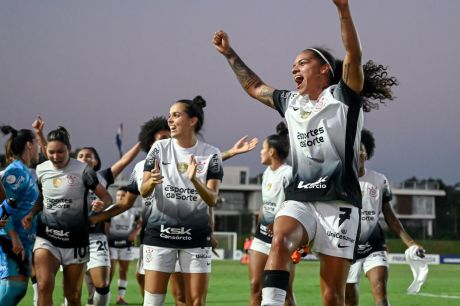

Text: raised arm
xmin=213 ymin=30 xmax=276 ymax=109
xmin=110 ymin=142 xmax=141 ymax=178
xmin=32 ymin=116 xmax=48 ymax=159
xmin=333 ymin=0 xmax=364 ymax=94
xmin=221 ymin=135 xmax=258 ymax=161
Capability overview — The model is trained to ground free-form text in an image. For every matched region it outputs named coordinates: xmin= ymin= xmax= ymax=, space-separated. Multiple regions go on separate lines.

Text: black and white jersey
xmin=143 ymin=138 xmax=223 ymax=248
xmin=273 ymin=80 xmax=363 ymax=208
xmin=89 ymin=167 xmax=114 ymax=234
xmin=255 ymin=164 xmax=292 ymax=243
xmin=107 ymin=208 xmax=138 ymax=248
xmin=36 ymin=159 xmax=99 ymax=248
xmin=356 ymin=169 xmax=392 ymax=259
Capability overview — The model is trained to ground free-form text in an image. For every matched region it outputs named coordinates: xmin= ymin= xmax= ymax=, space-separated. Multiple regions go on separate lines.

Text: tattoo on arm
xmin=228 ymin=52 xmax=263 ymax=91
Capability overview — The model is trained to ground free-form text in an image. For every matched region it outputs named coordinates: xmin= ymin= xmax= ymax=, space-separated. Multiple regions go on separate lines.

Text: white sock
xmin=118 ymin=279 xmax=127 ymax=297
xmin=143 ymin=291 xmax=166 ymax=306
xmin=94 ymin=291 xmax=110 ymax=306
xmin=32 ymin=283 xmax=38 ymax=306
xmin=261 ymin=287 xmax=287 ymax=306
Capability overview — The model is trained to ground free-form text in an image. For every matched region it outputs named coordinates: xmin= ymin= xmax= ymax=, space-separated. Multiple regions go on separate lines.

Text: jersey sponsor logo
xmin=296 ymin=127 xmax=325 ymax=148
xmin=53 ymin=178 xmax=62 ymax=188
xmin=45 ymin=198 xmax=72 ymax=209
xmin=164 ymin=184 xmax=198 ymax=201
xmin=297 ymin=176 xmax=328 ymax=189
xmin=159 ymin=224 xmax=193 ymax=241
xmin=46 ymin=226 xmax=70 ymax=240
xmin=361 ymin=210 xmax=376 ymax=221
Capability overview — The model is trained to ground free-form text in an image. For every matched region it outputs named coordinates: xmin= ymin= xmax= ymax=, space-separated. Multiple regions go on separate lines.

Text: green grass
xmin=19 ymin=261 xmax=460 ymax=305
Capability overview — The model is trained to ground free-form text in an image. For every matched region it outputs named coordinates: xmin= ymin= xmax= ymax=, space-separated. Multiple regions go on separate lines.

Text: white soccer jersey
xmin=356 ymin=168 xmax=392 ymax=259
xmin=108 ymin=208 xmax=138 ymax=248
xmin=273 ymin=80 xmax=363 ymax=208
xmin=142 ymin=138 xmax=223 ymax=248
xmin=255 ymin=164 xmax=292 ymax=243
xmin=36 ymin=159 xmax=99 ymax=248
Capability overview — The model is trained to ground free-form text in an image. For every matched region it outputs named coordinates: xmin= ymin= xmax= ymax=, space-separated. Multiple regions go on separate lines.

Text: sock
xmin=32 ymin=276 xmax=38 ymax=306
xmin=143 ymin=291 xmax=166 ymax=306
xmin=261 ymin=270 xmax=290 ymax=306
xmin=94 ymin=286 xmax=111 ymax=306
xmin=118 ymin=279 xmax=127 ymax=298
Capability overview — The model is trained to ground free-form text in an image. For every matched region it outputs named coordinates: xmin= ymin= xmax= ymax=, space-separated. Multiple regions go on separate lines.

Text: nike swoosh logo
xmin=161 ymin=162 xmax=171 ymax=165
xmin=338 ymin=244 xmax=350 ymax=248
xmin=292 ymin=107 xmax=299 ymax=111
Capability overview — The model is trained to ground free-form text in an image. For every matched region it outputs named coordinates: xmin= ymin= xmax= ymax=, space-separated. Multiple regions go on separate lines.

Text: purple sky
xmin=1 ymin=0 xmax=459 ymax=185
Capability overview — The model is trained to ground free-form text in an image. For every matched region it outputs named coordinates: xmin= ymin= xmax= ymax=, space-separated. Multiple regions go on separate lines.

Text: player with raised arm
xmin=213 ymin=1 xmax=398 ymax=305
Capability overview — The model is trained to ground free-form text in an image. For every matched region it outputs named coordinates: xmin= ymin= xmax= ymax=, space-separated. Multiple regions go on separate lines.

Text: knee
xmin=345 ymin=293 xmax=358 ymax=306
xmin=249 ymin=276 xmax=262 ymax=295
xmin=270 ymin=234 xmax=290 ymax=256
xmin=322 ymin=287 xmax=344 ymax=306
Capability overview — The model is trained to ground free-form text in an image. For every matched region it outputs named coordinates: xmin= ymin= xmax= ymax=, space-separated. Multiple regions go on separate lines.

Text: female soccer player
xmin=345 ymin=129 xmax=424 ymax=306
xmin=213 ymin=0 xmax=398 ymax=304
xmin=22 ymin=126 xmax=112 ymax=306
xmin=140 ymin=96 xmax=223 ymax=306
xmin=0 ymin=125 xmax=40 ymax=305
xmin=249 ymin=122 xmax=294 ymax=306
xmin=76 ymin=143 xmax=140 ymax=306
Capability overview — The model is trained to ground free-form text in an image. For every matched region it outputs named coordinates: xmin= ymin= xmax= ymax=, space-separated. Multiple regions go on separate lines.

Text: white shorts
xmin=110 ymin=246 xmax=135 ymax=261
xmin=276 ymin=200 xmax=359 ymax=260
xmin=347 ymin=251 xmax=389 ymax=283
xmin=33 ymin=236 xmax=89 ymax=266
xmin=143 ymin=245 xmax=212 ymax=273
xmin=137 ymin=244 xmax=145 ymax=275
xmin=87 ymin=234 xmax=111 ymax=270
xmin=249 ymin=237 xmax=271 ymax=255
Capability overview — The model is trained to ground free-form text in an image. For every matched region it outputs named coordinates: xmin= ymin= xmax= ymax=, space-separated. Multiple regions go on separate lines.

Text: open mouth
xmin=294 ymin=75 xmax=304 ymax=88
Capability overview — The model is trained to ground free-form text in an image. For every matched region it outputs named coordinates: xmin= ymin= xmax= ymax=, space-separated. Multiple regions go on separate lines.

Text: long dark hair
xmin=306 ymin=48 xmax=399 ymax=112
xmin=138 ymin=116 xmax=169 ymax=153
xmin=77 ymin=147 xmax=102 ymax=171
xmin=1 ymin=125 xmax=35 ymax=158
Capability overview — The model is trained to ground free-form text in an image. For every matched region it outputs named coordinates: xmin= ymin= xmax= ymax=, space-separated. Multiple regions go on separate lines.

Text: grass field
xmin=19 ymin=260 xmax=460 ymax=306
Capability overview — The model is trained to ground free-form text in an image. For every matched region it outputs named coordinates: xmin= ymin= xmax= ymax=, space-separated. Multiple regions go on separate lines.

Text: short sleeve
xmin=382 ymin=176 xmax=393 ymax=203
xmin=99 ymin=168 xmax=114 ymax=187
xmin=332 ymin=80 xmax=363 ymax=107
xmin=144 ymin=144 xmax=160 ymax=172
xmin=82 ymin=167 xmax=100 ymax=190
xmin=273 ymin=90 xmax=292 ymax=118
xmin=206 ymin=154 xmax=223 ymax=181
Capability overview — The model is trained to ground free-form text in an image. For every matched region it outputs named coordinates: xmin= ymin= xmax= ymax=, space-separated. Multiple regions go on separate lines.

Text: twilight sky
xmin=1 ymin=0 xmax=459 ymax=185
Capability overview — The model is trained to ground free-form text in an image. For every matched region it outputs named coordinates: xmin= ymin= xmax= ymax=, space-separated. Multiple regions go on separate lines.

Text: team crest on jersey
xmin=66 ymin=175 xmax=78 ymax=187
xmin=196 ymin=160 xmax=207 ymax=174
xmin=5 ymin=175 xmax=16 ymax=184
xmin=177 ymin=162 xmax=188 ymax=173
xmin=300 ymin=111 xmax=311 ymax=119
xmin=368 ymin=185 xmax=377 ymax=198
xmin=53 ymin=178 xmax=62 ymax=188
xmin=315 ymin=98 xmax=325 ymax=110
xmin=266 ymin=183 xmax=272 ymax=191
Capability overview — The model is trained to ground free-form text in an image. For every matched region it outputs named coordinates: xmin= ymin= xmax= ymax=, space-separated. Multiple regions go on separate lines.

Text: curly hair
xmin=306 ymin=48 xmax=399 ymax=113
xmin=138 ymin=117 xmax=169 ymax=153
xmin=361 ymin=128 xmax=376 ymax=160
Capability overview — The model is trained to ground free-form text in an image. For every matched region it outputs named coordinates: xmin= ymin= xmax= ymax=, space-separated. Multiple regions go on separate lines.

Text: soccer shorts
xmin=347 ymin=251 xmax=389 ymax=283
xmin=110 ymin=246 xmax=135 ymax=261
xmin=87 ymin=233 xmax=111 ymax=270
xmin=143 ymin=245 xmax=212 ymax=273
xmin=249 ymin=237 xmax=271 ymax=255
xmin=33 ymin=237 xmax=89 ymax=266
xmin=276 ymin=200 xmax=359 ymax=260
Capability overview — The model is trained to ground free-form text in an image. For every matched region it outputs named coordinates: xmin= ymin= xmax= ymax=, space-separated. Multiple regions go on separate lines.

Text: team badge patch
xmin=177 ymin=162 xmax=188 ymax=173
xmin=53 ymin=178 xmax=62 ymax=188
xmin=5 ymin=175 xmax=16 ymax=184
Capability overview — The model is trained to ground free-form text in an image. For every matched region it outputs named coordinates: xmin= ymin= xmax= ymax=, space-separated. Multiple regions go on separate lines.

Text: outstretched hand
xmin=231 ymin=136 xmax=259 ymax=156
xmin=213 ymin=30 xmax=232 ymax=55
